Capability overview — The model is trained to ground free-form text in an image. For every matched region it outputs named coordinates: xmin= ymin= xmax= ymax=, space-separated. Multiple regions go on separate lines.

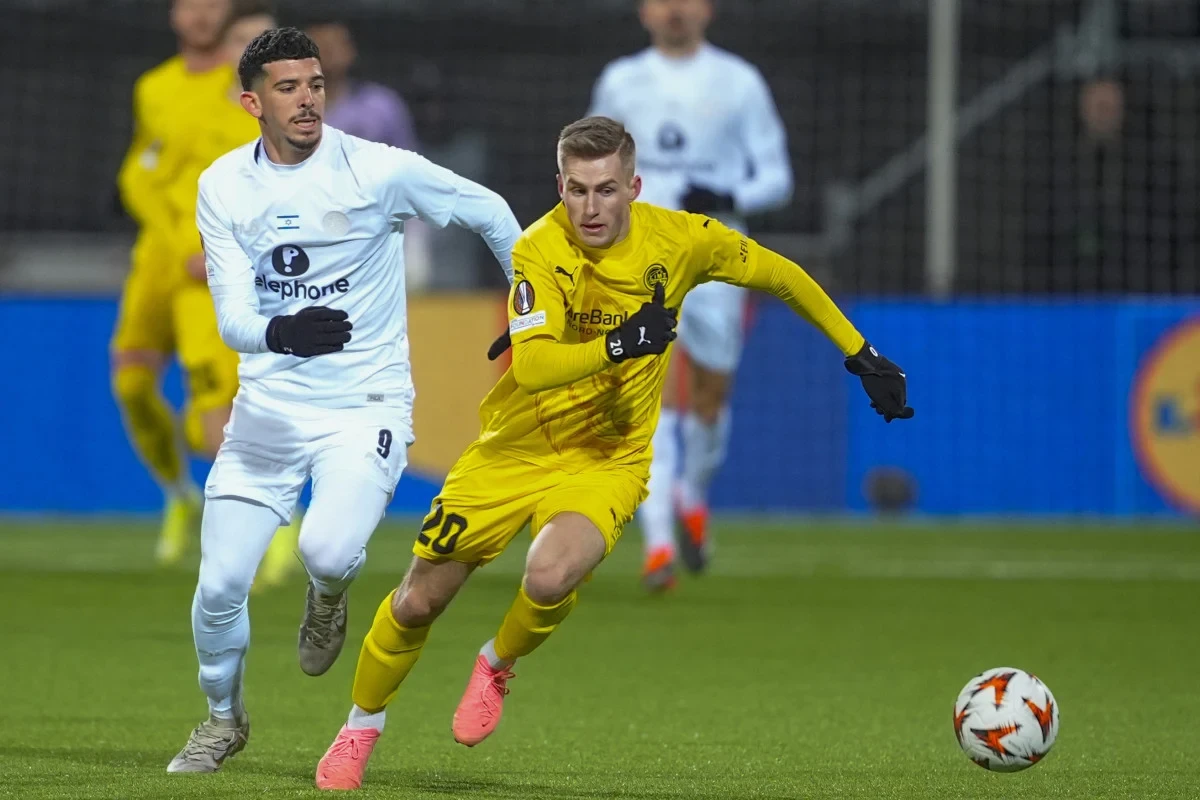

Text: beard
xmin=286 ymin=132 xmax=320 ymax=153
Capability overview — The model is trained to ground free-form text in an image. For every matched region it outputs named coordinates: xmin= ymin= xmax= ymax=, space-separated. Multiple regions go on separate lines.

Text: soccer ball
xmin=953 ymin=667 xmax=1059 ymax=772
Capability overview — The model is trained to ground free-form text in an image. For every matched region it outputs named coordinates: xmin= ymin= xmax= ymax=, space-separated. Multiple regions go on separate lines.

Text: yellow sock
xmin=351 ymin=591 xmax=431 ymax=713
xmin=113 ymin=363 xmax=184 ymax=489
xmin=493 ymin=585 xmax=578 ymax=663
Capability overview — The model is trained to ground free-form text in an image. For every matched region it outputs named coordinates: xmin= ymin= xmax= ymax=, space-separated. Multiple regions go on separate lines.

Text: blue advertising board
xmin=1 ymin=295 xmax=1197 ymax=516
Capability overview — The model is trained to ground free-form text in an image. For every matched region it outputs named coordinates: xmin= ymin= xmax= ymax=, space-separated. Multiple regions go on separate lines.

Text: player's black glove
xmin=680 ymin=184 xmax=735 ymax=214
xmin=487 ymin=330 xmax=511 ymax=361
xmin=265 ymin=305 xmax=353 ymax=357
xmin=605 ymin=283 xmax=677 ymax=362
xmin=485 ymin=285 xmax=676 ymax=362
xmin=844 ymin=342 xmax=914 ymax=423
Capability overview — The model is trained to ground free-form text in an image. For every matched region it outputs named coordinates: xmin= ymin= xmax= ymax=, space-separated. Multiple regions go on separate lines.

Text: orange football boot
xmin=314 ymin=725 xmax=380 ymax=790
xmin=642 ymin=545 xmax=677 ymax=592
xmin=452 ymin=655 xmax=514 ymax=747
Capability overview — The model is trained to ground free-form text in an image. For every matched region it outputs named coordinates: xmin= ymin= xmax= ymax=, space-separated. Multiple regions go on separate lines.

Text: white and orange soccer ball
xmin=953 ymin=667 xmax=1059 ymax=772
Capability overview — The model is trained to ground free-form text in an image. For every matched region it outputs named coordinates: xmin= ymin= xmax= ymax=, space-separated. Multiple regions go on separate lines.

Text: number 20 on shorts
xmin=417 ymin=503 xmax=468 ymax=555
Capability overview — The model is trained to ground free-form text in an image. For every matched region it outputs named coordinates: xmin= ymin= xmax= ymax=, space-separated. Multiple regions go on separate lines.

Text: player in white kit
xmin=166 ymin=28 xmax=522 ymax=773
xmin=588 ymin=0 xmax=794 ymax=589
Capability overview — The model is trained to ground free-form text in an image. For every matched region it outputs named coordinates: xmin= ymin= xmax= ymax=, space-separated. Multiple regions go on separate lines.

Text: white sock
xmin=194 ymin=585 xmax=249 ymax=719
xmin=679 ymin=408 xmax=730 ymax=510
xmin=207 ymin=662 xmax=245 ymax=721
xmin=193 ymin=498 xmax=283 ymax=720
xmin=481 ymin=638 xmax=512 ymax=670
xmin=638 ymin=408 xmax=679 ymax=555
xmin=347 ymin=704 xmax=387 ymax=732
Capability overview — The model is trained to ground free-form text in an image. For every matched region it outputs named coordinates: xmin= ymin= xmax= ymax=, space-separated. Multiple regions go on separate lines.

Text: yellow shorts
xmin=172 ymin=280 xmax=239 ymax=414
xmin=111 ymin=232 xmax=182 ymax=355
xmin=413 ymin=442 xmax=648 ymax=566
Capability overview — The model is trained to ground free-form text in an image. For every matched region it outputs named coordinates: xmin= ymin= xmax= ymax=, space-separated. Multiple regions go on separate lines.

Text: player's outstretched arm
xmin=440 ymin=178 xmax=521 ymax=284
xmin=196 ymin=174 xmax=352 ymax=358
xmin=696 ymin=216 xmax=913 ymax=422
xmin=380 ymin=148 xmax=521 ymax=284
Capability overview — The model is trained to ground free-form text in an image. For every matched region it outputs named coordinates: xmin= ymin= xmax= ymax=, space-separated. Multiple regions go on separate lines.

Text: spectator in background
xmin=1068 ymin=73 xmax=1197 ymax=293
xmin=302 ymin=15 xmax=432 ymax=287
xmin=302 ymin=17 xmax=418 ymax=150
xmin=1072 ymin=76 xmax=1126 ymax=286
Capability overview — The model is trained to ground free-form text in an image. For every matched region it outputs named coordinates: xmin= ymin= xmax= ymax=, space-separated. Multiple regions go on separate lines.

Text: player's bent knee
xmin=111 ymin=351 xmax=165 ymax=389
xmin=522 ymin=562 xmax=578 ymax=606
xmin=111 ymin=361 xmax=158 ymax=405
xmin=298 ymin=535 xmax=363 ymax=585
xmin=691 ymin=373 xmax=731 ymax=424
xmin=391 ymin=580 xmax=449 ymax=628
xmin=694 ymin=401 xmax=724 ymax=426
xmin=661 ymin=350 xmax=685 ymax=409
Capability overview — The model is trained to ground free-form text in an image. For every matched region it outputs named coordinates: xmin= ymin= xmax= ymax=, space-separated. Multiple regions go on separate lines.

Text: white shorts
xmin=205 ymin=389 xmax=412 ymax=522
xmin=677 ymin=280 xmax=748 ymax=374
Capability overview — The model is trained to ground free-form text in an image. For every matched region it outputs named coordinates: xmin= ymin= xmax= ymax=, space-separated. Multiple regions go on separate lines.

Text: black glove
xmin=680 ymin=184 xmax=735 ymax=214
xmin=486 ymin=284 xmax=676 ymax=362
xmin=265 ymin=305 xmax=353 ymax=357
xmin=844 ymin=342 xmax=914 ymax=423
xmin=487 ymin=330 xmax=511 ymax=361
xmin=605 ymin=283 xmax=677 ymax=362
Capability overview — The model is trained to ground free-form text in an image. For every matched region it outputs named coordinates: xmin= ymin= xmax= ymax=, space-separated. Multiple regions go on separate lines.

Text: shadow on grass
xmin=2 ymin=745 xmax=799 ymax=799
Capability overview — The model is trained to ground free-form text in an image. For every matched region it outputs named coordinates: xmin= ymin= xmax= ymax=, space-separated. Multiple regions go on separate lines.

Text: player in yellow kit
xmin=313 ymin=116 xmax=913 ymax=790
xmin=114 ymin=0 xmax=231 ymax=563
xmin=161 ymin=0 xmax=301 ymax=586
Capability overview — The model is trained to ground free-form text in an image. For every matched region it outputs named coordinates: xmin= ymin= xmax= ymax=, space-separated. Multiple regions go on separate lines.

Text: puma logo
xmin=554 ymin=265 xmax=578 ymax=285
xmin=637 ymin=327 xmax=650 ymax=345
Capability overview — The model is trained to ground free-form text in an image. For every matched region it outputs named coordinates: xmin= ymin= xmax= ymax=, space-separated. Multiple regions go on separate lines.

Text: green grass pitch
xmin=1 ymin=517 xmax=1197 ymax=799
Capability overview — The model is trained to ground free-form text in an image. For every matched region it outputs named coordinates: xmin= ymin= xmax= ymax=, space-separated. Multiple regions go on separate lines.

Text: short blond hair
xmin=557 ymin=116 xmax=636 ymax=176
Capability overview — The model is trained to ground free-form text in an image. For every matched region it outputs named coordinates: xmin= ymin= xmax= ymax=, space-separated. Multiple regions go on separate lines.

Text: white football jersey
xmin=589 ymin=43 xmax=794 ymax=230
xmin=197 ymin=125 xmax=520 ymax=410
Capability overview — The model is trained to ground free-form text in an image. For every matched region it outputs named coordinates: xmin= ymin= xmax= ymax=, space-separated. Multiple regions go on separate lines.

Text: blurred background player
xmin=588 ymin=0 xmax=794 ymax=590
xmin=161 ymin=0 xmax=300 ymax=587
xmin=114 ymin=0 xmax=232 ymax=565
xmin=302 ymin=12 xmax=432 ymax=286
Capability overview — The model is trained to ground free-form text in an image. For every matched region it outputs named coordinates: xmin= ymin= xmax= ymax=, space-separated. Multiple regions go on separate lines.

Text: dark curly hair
xmin=238 ymin=26 xmax=320 ymax=91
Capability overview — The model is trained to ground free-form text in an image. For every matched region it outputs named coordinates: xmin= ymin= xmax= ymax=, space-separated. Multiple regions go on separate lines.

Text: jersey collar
xmin=255 ymin=125 xmax=331 ymax=174
xmin=647 ymin=41 xmax=711 ymax=70
xmin=554 ymin=202 xmax=646 ymax=262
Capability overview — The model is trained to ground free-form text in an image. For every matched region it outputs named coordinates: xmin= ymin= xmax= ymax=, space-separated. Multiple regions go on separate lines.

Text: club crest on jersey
xmin=323 ymin=210 xmax=350 ymax=236
xmin=658 ymin=122 xmax=686 ymax=152
xmin=272 ymin=244 xmax=310 ymax=277
xmin=513 ymin=280 xmax=536 ymax=316
xmin=643 ymin=263 xmax=669 ymax=291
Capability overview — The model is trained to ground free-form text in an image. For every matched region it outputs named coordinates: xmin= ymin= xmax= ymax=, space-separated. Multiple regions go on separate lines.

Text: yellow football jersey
xmin=117 ymin=57 xmax=233 ymax=242
xmin=476 ymin=201 xmax=863 ymax=474
xmin=163 ymin=84 xmax=261 ymax=264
